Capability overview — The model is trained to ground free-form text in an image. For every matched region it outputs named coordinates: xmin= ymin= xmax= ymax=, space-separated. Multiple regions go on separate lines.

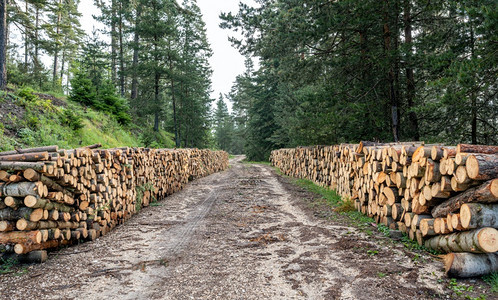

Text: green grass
xmin=242 ymin=160 xmax=271 ymax=166
xmin=0 ymin=88 xmax=175 ymax=151
xmin=483 ymin=272 xmax=498 ymax=293
xmin=0 ymin=257 xmax=18 ymax=274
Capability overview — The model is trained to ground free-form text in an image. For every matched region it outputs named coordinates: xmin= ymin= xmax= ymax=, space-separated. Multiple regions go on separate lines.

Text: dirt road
xmin=1 ymin=156 xmax=451 ymax=299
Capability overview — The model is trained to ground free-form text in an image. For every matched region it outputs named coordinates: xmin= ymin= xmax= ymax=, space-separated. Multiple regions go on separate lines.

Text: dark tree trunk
xmin=154 ymin=72 xmax=160 ymax=132
xmin=170 ymin=58 xmax=179 ymax=147
xmin=404 ymin=0 xmax=419 ymax=141
xmin=24 ymin=1 xmax=28 ymax=69
xmin=470 ymin=24 xmax=477 ymax=144
xmin=130 ymin=7 xmax=141 ymax=100
xmin=111 ymin=0 xmax=117 ymax=85
xmin=118 ymin=2 xmax=125 ymax=96
xmin=383 ymin=0 xmax=399 ymax=142
xmin=0 ymin=0 xmax=6 ymax=89
xmin=52 ymin=0 xmax=61 ymax=86
xmin=34 ymin=5 xmax=39 ymax=69
xmin=153 ymin=34 xmax=159 ymax=132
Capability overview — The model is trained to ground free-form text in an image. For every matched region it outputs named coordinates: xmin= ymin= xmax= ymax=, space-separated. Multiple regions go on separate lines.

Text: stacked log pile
xmin=270 ymin=143 xmax=498 ymax=277
xmin=0 ymin=145 xmax=228 ymax=261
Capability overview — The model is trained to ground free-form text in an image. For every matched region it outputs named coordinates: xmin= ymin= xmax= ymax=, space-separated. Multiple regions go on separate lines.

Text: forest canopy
xmin=0 ymin=1 xmax=496 ymax=159
xmin=221 ymin=0 xmax=497 ymax=160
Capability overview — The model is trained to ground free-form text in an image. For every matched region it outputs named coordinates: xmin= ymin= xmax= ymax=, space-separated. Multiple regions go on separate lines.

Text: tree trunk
xmin=383 ymin=0 xmax=399 ymax=142
xmin=170 ymin=57 xmax=179 ymax=147
xmin=403 ymin=0 xmax=419 ymax=141
xmin=470 ymin=24 xmax=477 ymax=144
xmin=0 ymin=0 xmax=7 ymax=89
xmin=119 ymin=2 xmax=125 ymax=97
xmin=24 ymin=1 xmax=28 ymax=69
xmin=52 ymin=0 xmax=62 ymax=86
xmin=444 ymin=252 xmax=498 ymax=278
xmin=111 ymin=0 xmax=117 ymax=85
xmin=130 ymin=6 xmax=141 ymax=100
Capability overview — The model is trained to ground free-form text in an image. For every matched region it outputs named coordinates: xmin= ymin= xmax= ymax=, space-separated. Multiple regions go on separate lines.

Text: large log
xmin=0 ymin=250 xmax=48 ymax=263
xmin=424 ymin=227 xmax=498 ymax=253
xmin=466 ymin=154 xmax=498 ymax=181
xmin=0 ymin=181 xmax=45 ymax=197
xmin=444 ymin=252 xmax=498 ymax=278
xmin=0 ymin=207 xmax=44 ymax=222
xmin=0 ymin=161 xmax=47 ymax=172
xmin=0 ymin=146 xmax=59 ymax=156
xmin=431 ymin=179 xmax=498 ymax=218
xmin=0 ymin=230 xmax=41 ymax=244
xmin=0 ymin=152 xmax=49 ymax=162
xmin=460 ymin=203 xmax=498 ymax=229
xmin=14 ymin=239 xmax=67 ymax=254
xmin=457 ymin=144 xmax=498 ymax=155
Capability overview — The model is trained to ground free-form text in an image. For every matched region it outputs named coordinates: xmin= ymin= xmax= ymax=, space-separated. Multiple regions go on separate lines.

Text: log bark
xmin=466 ymin=154 xmax=498 ymax=181
xmin=0 ymin=161 xmax=48 ymax=172
xmin=0 ymin=181 xmax=45 ymax=197
xmin=0 ymin=220 xmax=14 ymax=231
xmin=0 ymin=146 xmax=59 ymax=156
xmin=0 ymin=152 xmax=49 ymax=162
xmin=431 ymin=179 xmax=498 ymax=218
xmin=14 ymin=239 xmax=68 ymax=254
xmin=0 ymin=230 xmax=41 ymax=244
xmin=424 ymin=227 xmax=498 ymax=253
xmin=0 ymin=207 xmax=44 ymax=222
xmin=444 ymin=252 xmax=498 ymax=278
xmin=460 ymin=203 xmax=498 ymax=229
xmin=457 ymin=144 xmax=498 ymax=155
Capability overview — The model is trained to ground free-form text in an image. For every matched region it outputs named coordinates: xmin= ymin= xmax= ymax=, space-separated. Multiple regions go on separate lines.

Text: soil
xmin=0 ymin=156 xmax=470 ymax=299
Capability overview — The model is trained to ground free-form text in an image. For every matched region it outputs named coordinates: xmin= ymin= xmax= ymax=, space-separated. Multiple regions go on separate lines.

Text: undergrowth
xmin=0 ymin=88 xmax=175 ymax=151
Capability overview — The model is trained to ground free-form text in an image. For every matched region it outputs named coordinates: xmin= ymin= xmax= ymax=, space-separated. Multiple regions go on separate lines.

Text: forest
xmin=0 ymin=0 xmax=216 ymax=149
xmin=221 ymin=0 xmax=497 ymax=160
xmin=0 ymin=0 xmax=496 ymax=160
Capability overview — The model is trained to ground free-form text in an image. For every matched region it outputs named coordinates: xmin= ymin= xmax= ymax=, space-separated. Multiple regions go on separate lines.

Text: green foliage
xmin=0 ymin=257 xmax=18 ymax=274
xmin=377 ymin=224 xmax=390 ymax=237
xmin=61 ymin=109 xmax=84 ymax=131
xmin=483 ymin=272 xmax=498 ymax=293
xmin=69 ymin=69 xmax=131 ymax=126
xmin=139 ymin=127 xmax=176 ymax=148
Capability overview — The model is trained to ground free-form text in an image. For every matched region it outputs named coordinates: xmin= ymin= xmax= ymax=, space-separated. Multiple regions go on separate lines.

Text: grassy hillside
xmin=0 ymin=88 xmax=175 ymax=151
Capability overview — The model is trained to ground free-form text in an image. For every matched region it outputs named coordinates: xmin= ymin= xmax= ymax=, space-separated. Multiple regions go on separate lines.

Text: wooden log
xmin=444 ymin=252 xmax=498 ymax=278
xmin=0 ymin=170 xmax=9 ymax=182
xmin=460 ymin=203 xmax=498 ymax=229
xmin=0 ymin=181 xmax=45 ymax=197
xmin=0 ymin=161 xmax=47 ymax=172
xmin=457 ymin=144 xmax=498 ymax=155
xmin=0 ymin=220 xmax=14 ymax=232
xmin=466 ymin=154 xmax=498 ymax=181
xmin=0 ymin=230 xmax=41 ymax=244
xmin=4 ymin=196 xmax=22 ymax=208
xmin=0 ymin=146 xmax=59 ymax=156
xmin=0 ymin=250 xmax=48 ymax=263
xmin=16 ymin=219 xmax=58 ymax=231
xmin=0 ymin=207 xmax=44 ymax=222
xmin=411 ymin=214 xmax=432 ymax=232
xmin=432 ymin=179 xmax=498 ymax=218
xmin=451 ymin=213 xmax=464 ymax=231
xmin=0 ymin=152 xmax=49 ymax=162
xmin=14 ymin=239 xmax=68 ymax=255
xmin=420 ymin=218 xmax=436 ymax=236
xmin=425 ymin=227 xmax=498 ymax=253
